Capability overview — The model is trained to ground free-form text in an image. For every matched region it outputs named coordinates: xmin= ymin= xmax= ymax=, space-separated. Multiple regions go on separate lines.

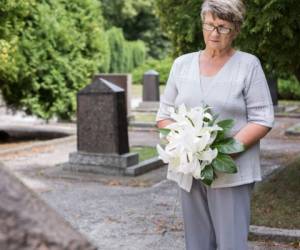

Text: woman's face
xmin=202 ymin=12 xmax=238 ymax=51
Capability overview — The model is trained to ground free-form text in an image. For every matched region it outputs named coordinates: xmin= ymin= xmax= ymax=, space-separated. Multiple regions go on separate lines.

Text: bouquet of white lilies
xmin=156 ymin=104 xmax=245 ymax=186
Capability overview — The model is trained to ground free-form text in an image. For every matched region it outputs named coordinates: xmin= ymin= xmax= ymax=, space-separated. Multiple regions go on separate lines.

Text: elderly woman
xmin=156 ymin=0 xmax=274 ymax=249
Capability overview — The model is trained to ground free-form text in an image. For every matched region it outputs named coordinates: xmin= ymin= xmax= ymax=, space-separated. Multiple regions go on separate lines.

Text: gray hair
xmin=201 ymin=0 xmax=246 ymax=29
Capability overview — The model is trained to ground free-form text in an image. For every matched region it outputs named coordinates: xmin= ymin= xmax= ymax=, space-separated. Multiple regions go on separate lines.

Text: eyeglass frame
xmin=202 ymin=23 xmax=234 ymax=34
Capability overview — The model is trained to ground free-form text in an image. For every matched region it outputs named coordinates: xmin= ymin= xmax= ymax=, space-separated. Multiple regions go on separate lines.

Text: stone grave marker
xmin=65 ymin=78 xmax=138 ymax=175
xmin=94 ymin=74 xmax=132 ymax=117
xmin=138 ymin=70 xmax=160 ymax=111
xmin=0 ymin=162 xmax=97 ymax=250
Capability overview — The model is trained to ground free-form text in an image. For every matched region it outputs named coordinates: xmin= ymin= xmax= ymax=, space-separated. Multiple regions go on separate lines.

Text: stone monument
xmin=137 ymin=70 xmax=160 ymax=111
xmin=267 ymin=76 xmax=278 ymax=106
xmin=94 ymin=74 xmax=132 ymax=117
xmin=0 ymin=162 xmax=97 ymax=250
xmin=0 ymin=90 xmax=6 ymax=115
xmin=65 ymin=78 xmax=138 ymax=175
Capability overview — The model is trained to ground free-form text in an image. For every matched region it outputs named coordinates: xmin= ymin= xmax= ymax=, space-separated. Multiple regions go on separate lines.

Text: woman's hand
xmin=156 ymin=119 xmax=175 ymax=129
xmin=233 ymin=123 xmax=271 ymax=149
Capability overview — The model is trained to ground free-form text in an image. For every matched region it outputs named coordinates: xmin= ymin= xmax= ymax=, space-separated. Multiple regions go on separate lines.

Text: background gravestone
xmin=66 ymin=78 xmax=138 ymax=175
xmin=0 ymin=162 xmax=97 ymax=250
xmin=267 ymin=77 xmax=278 ymax=106
xmin=142 ymin=70 xmax=160 ymax=102
xmin=137 ymin=70 xmax=160 ymax=111
xmin=94 ymin=74 xmax=132 ymax=117
xmin=0 ymin=91 xmax=6 ymax=115
xmin=77 ymin=78 xmax=129 ymax=154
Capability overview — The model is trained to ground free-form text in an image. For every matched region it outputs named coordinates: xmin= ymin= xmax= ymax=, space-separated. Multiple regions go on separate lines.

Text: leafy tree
xmin=0 ymin=0 xmax=32 ymax=82
xmin=157 ymin=0 xmax=300 ymax=80
xmin=131 ymin=40 xmax=146 ymax=68
xmin=101 ymin=0 xmax=171 ymax=59
xmin=0 ymin=0 xmax=110 ymax=120
xmin=107 ymin=27 xmax=146 ymax=73
xmin=107 ymin=27 xmax=127 ymax=73
xmin=237 ymin=0 xmax=300 ymax=81
xmin=132 ymin=57 xmax=173 ymax=85
xmin=156 ymin=0 xmax=203 ymax=57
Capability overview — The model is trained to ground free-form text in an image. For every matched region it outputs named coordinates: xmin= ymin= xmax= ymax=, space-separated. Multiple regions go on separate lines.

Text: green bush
xmin=124 ymin=41 xmax=134 ymax=73
xmin=131 ymin=40 xmax=146 ymax=68
xmin=0 ymin=0 xmax=110 ymax=120
xmin=107 ymin=27 xmax=146 ymax=73
xmin=0 ymin=1 xmax=32 ymax=83
xmin=157 ymin=0 xmax=300 ymax=80
xmin=100 ymin=0 xmax=171 ymax=60
xmin=132 ymin=57 xmax=173 ymax=85
xmin=278 ymin=76 xmax=300 ymax=100
xmin=107 ymin=27 xmax=126 ymax=73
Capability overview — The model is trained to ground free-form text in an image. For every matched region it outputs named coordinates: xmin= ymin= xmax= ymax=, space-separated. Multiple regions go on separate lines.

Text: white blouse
xmin=156 ymin=50 xmax=274 ymax=191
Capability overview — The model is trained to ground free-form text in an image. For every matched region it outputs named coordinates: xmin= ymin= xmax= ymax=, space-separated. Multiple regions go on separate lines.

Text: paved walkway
xmin=1 ymin=115 xmax=300 ymax=249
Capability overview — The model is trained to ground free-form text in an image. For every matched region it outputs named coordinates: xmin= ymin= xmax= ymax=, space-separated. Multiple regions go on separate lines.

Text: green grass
xmin=130 ymin=146 xmax=157 ymax=162
xmin=251 ymin=158 xmax=300 ymax=229
xmin=133 ymin=113 xmax=156 ymax=123
xmin=278 ymin=100 xmax=300 ymax=106
xmin=131 ymin=84 xmax=142 ymax=98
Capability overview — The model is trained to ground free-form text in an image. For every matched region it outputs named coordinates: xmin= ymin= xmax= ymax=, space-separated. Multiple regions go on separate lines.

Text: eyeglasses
xmin=202 ymin=23 xmax=233 ymax=34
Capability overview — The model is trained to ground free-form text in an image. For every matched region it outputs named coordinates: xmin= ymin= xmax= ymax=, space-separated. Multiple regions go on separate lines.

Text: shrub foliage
xmin=0 ymin=0 xmax=109 ymax=119
xmin=157 ymin=0 xmax=300 ymax=81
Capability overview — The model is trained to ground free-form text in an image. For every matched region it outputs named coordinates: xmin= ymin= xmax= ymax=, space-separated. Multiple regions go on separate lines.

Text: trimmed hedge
xmin=278 ymin=76 xmax=300 ymax=100
xmin=0 ymin=0 xmax=110 ymax=120
xmin=107 ymin=27 xmax=146 ymax=73
xmin=132 ymin=57 xmax=173 ymax=85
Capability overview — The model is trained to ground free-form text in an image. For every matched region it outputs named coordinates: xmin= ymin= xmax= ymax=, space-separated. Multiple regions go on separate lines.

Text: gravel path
xmin=1 ymin=116 xmax=300 ymax=249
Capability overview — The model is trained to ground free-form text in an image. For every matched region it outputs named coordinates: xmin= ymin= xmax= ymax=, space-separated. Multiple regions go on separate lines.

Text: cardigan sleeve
xmin=156 ymin=60 xmax=178 ymax=121
xmin=243 ymin=59 xmax=274 ymax=128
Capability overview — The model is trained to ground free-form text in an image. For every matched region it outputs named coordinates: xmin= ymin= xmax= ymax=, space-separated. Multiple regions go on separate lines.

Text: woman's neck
xmin=203 ymin=47 xmax=235 ymax=60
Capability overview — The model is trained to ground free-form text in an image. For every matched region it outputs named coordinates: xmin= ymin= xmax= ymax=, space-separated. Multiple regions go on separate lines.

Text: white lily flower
xmin=169 ymin=156 xmax=181 ymax=170
xmin=157 ymin=104 xmax=222 ymax=182
xmin=169 ymin=104 xmax=187 ymax=122
xmin=156 ymin=144 xmax=170 ymax=163
xmin=194 ymin=131 xmax=210 ymax=152
xmin=196 ymin=148 xmax=218 ymax=164
xmin=204 ymin=112 xmax=213 ymax=121
xmin=207 ymin=131 xmax=217 ymax=145
xmin=210 ymin=124 xmax=223 ymax=131
xmin=178 ymin=154 xmax=200 ymax=174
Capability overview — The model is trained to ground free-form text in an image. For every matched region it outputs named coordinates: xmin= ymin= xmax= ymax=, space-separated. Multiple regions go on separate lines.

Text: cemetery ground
xmin=1 ymin=97 xmax=300 ymax=249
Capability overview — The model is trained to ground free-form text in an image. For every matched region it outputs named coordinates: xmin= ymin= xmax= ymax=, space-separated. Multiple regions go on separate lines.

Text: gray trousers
xmin=180 ymin=179 xmax=254 ymax=250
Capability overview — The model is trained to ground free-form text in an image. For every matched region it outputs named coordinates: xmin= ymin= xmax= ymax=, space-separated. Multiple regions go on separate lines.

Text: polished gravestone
xmin=0 ymin=162 xmax=96 ymax=250
xmin=0 ymin=91 xmax=6 ymax=114
xmin=137 ymin=70 xmax=160 ymax=111
xmin=267 ymin=76 xmax=278 ymax=106
xmin=65 ymin=78 xmax=138 ymax=175
xmin=93 ymin=74 xmax=132 ymax=117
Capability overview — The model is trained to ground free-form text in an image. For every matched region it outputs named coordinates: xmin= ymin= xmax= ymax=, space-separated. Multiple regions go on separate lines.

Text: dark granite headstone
xmin=142 ymin=70 xmax=160 ymax=102
xmin=77 ymin=78 xmax=129 ymax=154
xmin=0 ymin=91 xmax=6 ymax=114
xmin=94 ymin=74 xmax=132 ymax=115
xmin=267 ymin=77 xmax=278 ymax=106
xmin=0 ymin=91 xmax=4 ymax=106
xmin=0 ymin=162 xmax=97 ymax=250
xmin=136 ymin=70 xmax=160 ymax=111
xmin=65 ymin=78 xmax=138 ymax=175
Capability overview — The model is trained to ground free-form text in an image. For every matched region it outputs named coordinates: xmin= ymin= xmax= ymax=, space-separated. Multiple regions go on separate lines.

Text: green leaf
xmin=214 ymin=119 xmax=235 ymax=142
xmin=217 ymin=119 xmax=234 ymax=134
xmin=214 ymin=138 xmax=245 ymax=154
xmin=201 ymin=165 xmax=214 ymax=186
xmin=158 ymin=128 xmax=171 ymax=136
xmin=212 ymin=154 xmax=238 ymax=174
